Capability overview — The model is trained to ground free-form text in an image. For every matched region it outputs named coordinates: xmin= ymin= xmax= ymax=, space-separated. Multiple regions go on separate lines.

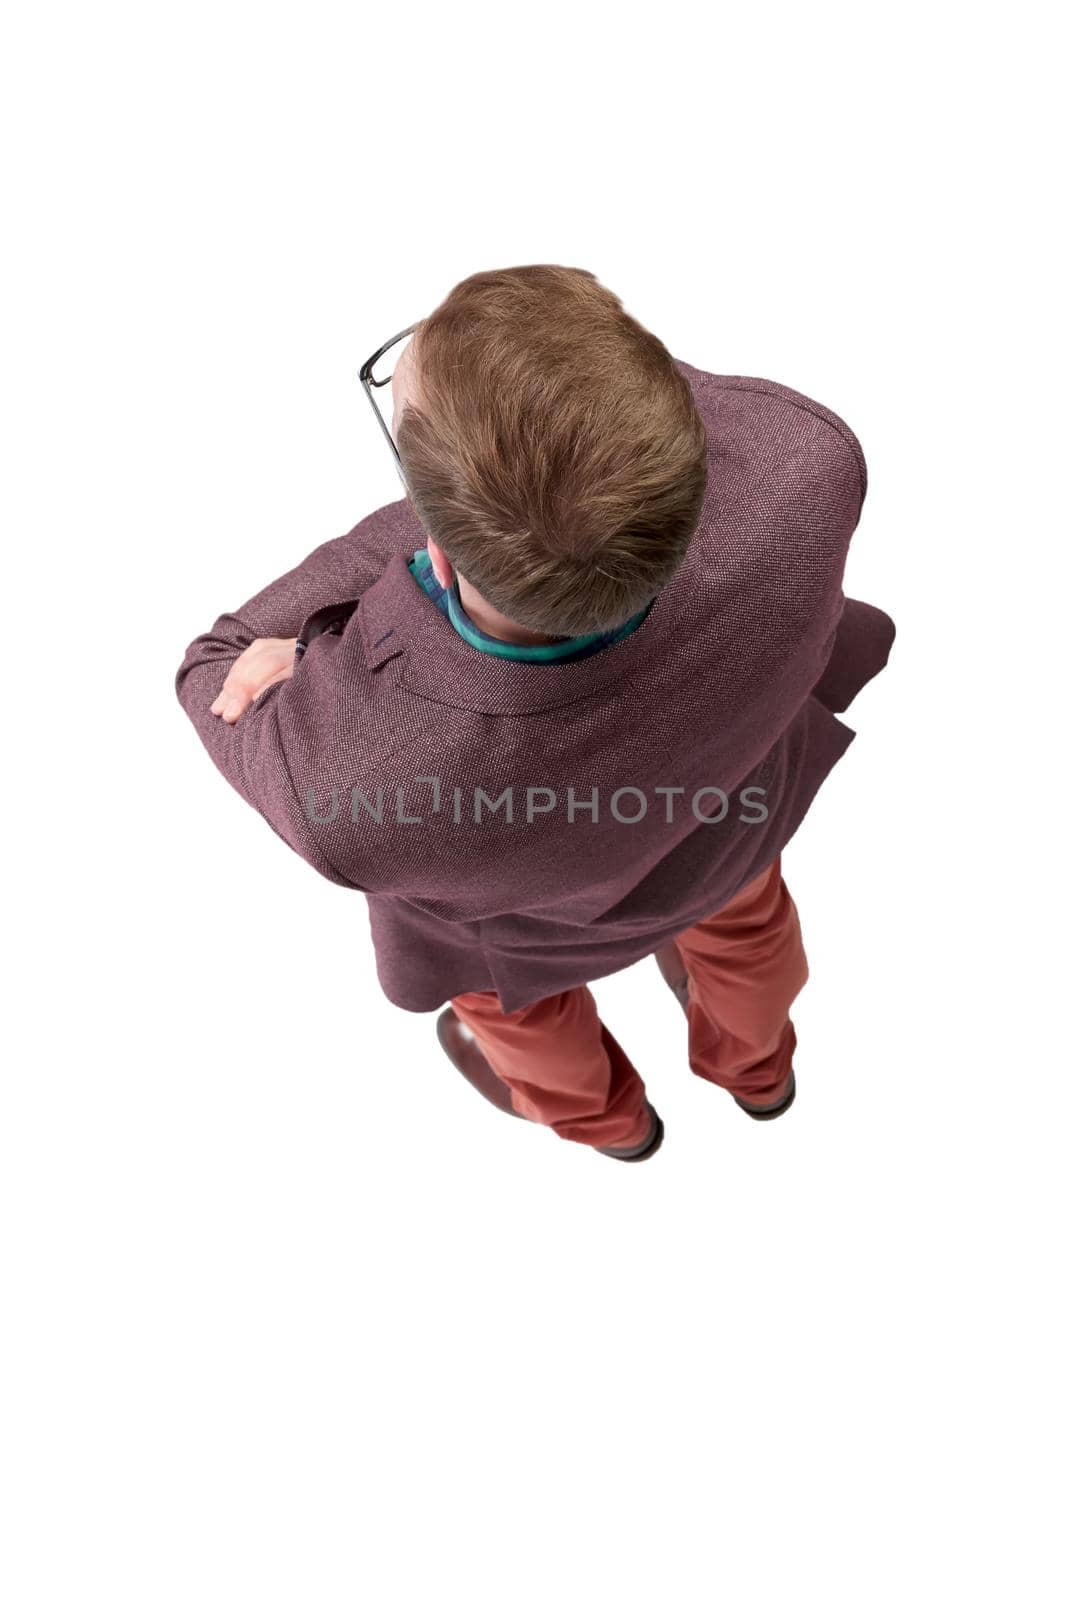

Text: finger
xmin=212 ymin=668 xmax=246 ymax=713
xmin=221 ymin=688 xmax=254 ymax=723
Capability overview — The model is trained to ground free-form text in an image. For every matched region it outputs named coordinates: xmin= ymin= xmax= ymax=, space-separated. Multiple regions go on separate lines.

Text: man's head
xmin=390 ymin=265 xmax=708 ymax=637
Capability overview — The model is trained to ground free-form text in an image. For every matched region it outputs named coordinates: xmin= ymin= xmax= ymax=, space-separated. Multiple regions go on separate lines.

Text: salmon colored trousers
xmin=449 ymin=854 xmax=809 ymax=1150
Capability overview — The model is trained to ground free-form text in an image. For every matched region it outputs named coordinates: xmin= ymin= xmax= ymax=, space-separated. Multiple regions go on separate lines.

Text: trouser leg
xmin=673 ymin=855 xmax=809 ymax=1107
xmin=448 ymin=985 xmax=653 ymax=1150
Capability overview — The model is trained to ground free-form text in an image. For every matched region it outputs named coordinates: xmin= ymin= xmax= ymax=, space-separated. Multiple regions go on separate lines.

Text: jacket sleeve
xmin=807 ymin=425 xmax=896 ymax=712
xmin=181 ymin=497 xmax=413 ymax=645
xmin=173 ymin=499 xmax=413 ymax=885
xmin=811 ymin=597 xmax=897 ymax=712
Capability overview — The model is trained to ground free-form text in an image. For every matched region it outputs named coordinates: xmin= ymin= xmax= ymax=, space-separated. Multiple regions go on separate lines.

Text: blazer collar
xmin=357 ymin=549 xmax=691 ymax=715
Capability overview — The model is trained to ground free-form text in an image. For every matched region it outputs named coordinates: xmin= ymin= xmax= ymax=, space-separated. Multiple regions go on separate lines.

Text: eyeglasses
xmin=359 ymin=322 xmax=422 ymax=494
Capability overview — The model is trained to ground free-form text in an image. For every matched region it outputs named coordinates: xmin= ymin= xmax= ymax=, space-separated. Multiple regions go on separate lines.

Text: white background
xmin=2 ymin=4 xmax=1063 ymax=1596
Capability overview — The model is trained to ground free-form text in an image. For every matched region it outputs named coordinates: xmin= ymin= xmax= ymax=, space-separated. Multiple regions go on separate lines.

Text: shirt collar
xmin=408 ymin=547 xmax=651 ymax=663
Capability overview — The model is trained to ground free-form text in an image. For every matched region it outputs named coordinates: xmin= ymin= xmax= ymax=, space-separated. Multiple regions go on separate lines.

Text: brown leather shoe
xmin=435 ymin=1006 xmax=664 ymax=1158
xmin=654 ymin=940 xmax=797 ymax=1120
xmin=732 ymin=1069 xmax=796 ymax=1120
xmin=595 ymin=1104 xmax=665 ymax=1161
xmin=435 ymin=1007 xmax=523 ymax=1117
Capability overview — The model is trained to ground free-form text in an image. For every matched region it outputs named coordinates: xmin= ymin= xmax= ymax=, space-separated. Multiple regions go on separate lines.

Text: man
xmin=175 ymin=263 xmax=895 ymax=1163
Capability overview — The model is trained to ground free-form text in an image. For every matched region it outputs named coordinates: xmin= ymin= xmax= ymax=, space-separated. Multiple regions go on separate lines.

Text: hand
xmin=210 ymin=637 xmax=298 ymax=724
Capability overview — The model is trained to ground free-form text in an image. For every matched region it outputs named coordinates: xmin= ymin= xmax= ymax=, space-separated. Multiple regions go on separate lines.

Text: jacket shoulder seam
xmin=699 ymin=375 xmax=867 ymax=500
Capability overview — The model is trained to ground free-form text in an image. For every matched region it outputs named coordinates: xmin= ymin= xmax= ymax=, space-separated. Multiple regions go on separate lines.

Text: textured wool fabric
xmin=175 ymin=359 xmax=896 ymax=1013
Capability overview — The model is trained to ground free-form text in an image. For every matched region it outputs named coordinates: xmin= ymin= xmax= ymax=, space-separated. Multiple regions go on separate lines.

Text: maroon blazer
xmin=175 ymin=359 xmax=895 ymax=1012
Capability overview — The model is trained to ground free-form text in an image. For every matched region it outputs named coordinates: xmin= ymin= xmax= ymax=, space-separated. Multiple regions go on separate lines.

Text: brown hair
xmin=396 ymin=265 xmax=708 ymax=636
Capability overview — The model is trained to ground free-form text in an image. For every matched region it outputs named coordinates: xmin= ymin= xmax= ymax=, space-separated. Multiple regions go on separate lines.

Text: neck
xmin=455 ymin=574 xmax=562 ymax=646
